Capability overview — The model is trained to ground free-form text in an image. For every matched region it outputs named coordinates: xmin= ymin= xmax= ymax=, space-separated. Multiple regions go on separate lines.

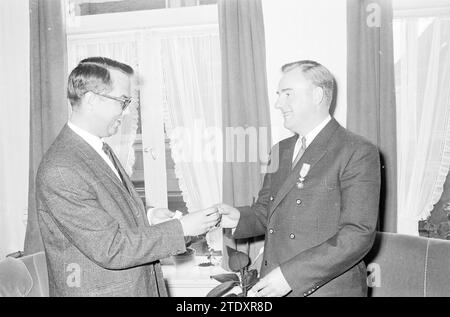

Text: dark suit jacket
xmin=36 ymin=125 xmax=186 ymax=297
xmin=233 ymin=118 xmax=380 ymax=297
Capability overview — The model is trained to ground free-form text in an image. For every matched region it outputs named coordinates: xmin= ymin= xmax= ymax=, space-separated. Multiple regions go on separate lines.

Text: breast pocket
xmin=302 ymin=177 xmax=338 ymax=193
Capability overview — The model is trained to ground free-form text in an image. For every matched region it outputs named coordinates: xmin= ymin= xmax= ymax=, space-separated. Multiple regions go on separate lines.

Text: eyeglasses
xmin=91 ymin=91 xmax=132 ymax=111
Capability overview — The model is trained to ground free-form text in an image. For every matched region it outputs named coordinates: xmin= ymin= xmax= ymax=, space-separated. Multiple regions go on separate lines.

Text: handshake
xmin=148 ymin=204 xmax=241 ymax=237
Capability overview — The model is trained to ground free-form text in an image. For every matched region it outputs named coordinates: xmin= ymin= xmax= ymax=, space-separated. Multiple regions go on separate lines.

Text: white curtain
xmin=0 ymin=0 xmax=30 ymax=258
xmin=160 ymin=29 xmax=223 ymax=251
xmin=395 ymin=17 xmax=450 ymax=235
xmin=67 ymin=34 xmax=140 ymax=176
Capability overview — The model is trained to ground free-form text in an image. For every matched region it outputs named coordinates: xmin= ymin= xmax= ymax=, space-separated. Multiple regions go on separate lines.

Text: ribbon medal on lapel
xmin=297 ymin=163 xmax=311 ymax=189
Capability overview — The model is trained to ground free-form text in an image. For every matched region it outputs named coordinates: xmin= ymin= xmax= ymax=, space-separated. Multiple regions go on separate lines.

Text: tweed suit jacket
xmin=36 ymin=125 xmax=186 ymax=297
xmin=233 ymin=118 xmax=380 ymax=297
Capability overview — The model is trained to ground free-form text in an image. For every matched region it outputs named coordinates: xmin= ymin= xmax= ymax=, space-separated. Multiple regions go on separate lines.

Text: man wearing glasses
xmin=36 ymin=57 xmax=220 ymax=296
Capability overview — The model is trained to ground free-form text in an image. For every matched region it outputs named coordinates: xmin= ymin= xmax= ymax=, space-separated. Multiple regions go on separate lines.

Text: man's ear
xmin=312 ymin=86 xmax=324 ymax=106
xmin=83 ymin=91 xmax=96 ymax=112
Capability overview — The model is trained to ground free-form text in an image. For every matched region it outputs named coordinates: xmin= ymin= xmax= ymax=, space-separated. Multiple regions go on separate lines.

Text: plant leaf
xmin=210 ymin=273 xmax=240 ymax=283
xmin=243 ymin=269 xmax=259 ymax=290
xmin=206 ymin=281 xmax=239 ymax=297
xmin=224 ymin=293 xmax=238 ymax=297
xmin=227 ymin=246 xmax=250 ymax=272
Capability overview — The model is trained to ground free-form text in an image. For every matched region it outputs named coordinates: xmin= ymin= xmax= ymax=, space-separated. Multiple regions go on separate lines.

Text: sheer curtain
xmin=0 ymin=0 xmax=29 ymax=258
xmin=67 ymin=34 xmax=140 ymax=175
xmin=160 ymin=28 xmax=223 ymax=251
xmin=395 ymin=17 xmax=450 ymax=235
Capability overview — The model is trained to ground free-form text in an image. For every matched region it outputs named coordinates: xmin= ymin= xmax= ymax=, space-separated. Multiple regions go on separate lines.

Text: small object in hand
xmin=173 ymin=210 xmax=183 ymax=219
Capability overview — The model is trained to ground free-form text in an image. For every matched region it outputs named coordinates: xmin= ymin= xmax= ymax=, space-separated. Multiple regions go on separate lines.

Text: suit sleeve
xmin=280 ymin=142 xmax=380 ymax=294
xmin=232 ymin=171 xmax=272 ymax=239
xmin=37 ymin=166 xmax=186 ymax=270
xmin=232 ymin=143 xmax=282 ymax=240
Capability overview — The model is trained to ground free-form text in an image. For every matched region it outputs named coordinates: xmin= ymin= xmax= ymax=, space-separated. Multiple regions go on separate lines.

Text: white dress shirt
xmin=68 ymin=121 xmax=122 ymax=181
xmin=292 ymin=115 xmax=332 ymax=162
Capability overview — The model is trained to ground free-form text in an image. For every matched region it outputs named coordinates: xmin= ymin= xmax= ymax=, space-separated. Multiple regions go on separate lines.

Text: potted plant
xmin=206 ymin=246 xmax=259 ymax=297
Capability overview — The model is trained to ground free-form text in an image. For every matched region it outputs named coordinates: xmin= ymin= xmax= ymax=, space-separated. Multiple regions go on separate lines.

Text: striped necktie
xmin=292 ymin=136 xmax=307 ymax=169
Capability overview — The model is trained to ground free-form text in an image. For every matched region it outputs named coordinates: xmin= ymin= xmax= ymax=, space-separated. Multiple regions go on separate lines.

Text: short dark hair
xmin=67 ymin=57 xmax=134 ymax=107
xmin=281 ymin=60 xmax=335 ymax=108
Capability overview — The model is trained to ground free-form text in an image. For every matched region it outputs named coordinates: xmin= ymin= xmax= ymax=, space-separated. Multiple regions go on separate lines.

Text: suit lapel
xmin=62 ymin=125 xmax=142 ymax=211
xmin=268 ymin=119 xmax=340 ymax=220
xmin=272 ymin=136 xmax=297 ymax=190
xmin=109 ymin=149 xmax=146 ymax=211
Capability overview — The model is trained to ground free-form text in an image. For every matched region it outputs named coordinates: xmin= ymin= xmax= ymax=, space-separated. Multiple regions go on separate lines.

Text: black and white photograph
xmin=1 ymin=0 xmax=450 ymax=299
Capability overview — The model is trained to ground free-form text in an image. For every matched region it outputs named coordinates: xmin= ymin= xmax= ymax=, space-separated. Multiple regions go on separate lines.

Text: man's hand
xmin=179 ymin=207 xmax=220 ymax=236
xmin=148 ymin=208 xmax=175 ymax=225
xmin=248 ymin=267 xmax=292 ymax=297
xmin=216 ymin=203 xmax=240 ymax=229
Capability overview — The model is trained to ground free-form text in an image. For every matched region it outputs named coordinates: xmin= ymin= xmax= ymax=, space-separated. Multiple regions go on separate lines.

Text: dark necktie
xmin=102 ymin=142 xmax=130 ymax=193
xmin=292 ymin=136 xmax=307 ymax=169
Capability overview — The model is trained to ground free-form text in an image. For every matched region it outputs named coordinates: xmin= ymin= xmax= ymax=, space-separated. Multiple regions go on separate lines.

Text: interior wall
xmin=262 ymin=0 xmax=347 ymax=145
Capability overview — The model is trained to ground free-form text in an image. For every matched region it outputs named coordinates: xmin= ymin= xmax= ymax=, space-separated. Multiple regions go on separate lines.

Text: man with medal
xmin=217 ymin=60 xmax=380 ymax=297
